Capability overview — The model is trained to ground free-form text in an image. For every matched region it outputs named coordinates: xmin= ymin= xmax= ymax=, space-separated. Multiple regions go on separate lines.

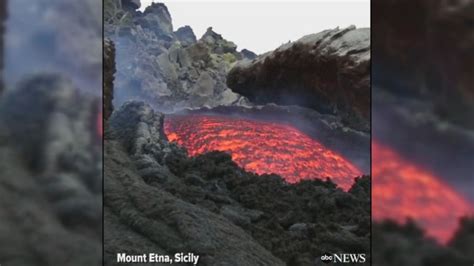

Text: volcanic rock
xmin=373 ymin=219 xmax=474 ymax=266
xmin=227 ymin=26 xmax=370 ymax=131
xmin=241 ymin=48 xmax=257 ymax=60
xmin=105 ymin=101 xmax=371 ymax=265
xmin=449 ymin=217 xmax=474 ymax=258
xmin=175 ymin=25 xmax=197 ymax=47
xmin=104 ymin=39 xmax=116 ymax=121
xmin=201 ymin=27 xmax=240 ymax=57
xmin=139 ymin=2 xmax=173 ymax=36
xmin=105 ymin=3 xmax=250 ymax=112
xmin=106 ymin=102 xmax=284 ymax=265
xmin=373 ymin=0 xmax=474 ymax=128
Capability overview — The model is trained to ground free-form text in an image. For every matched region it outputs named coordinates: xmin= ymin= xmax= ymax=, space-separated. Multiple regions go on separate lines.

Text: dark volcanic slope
xmin=105 ymin=102 xmax=371 ymax=266
xmin=227 ymin=26 xmax=370 ymax=130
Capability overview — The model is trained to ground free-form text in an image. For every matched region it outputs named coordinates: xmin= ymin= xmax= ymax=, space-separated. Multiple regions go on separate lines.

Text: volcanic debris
xmin=105 ymin=101 xmax=371 ymax=265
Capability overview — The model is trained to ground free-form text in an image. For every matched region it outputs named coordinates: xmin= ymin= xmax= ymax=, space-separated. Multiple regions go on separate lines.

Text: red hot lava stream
xmin=164 ymin=114 xmax=362 ymax=191
xmin=372 ymin=140 xmax=473 ymax=243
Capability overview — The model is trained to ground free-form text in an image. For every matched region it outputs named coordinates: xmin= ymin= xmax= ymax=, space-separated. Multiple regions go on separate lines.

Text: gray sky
xmin=140 ymin=1 xmax=370 ymax=54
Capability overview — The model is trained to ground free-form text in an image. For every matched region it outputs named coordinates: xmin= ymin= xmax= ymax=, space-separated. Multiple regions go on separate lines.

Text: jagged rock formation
xmin=0 ymin=74 xmax=102 ymax=265
xmin=105 ymin=101 xmax=371 ymax=265
xmin=104 ymin=39 xmax=116 ymax=121
xmin=241 ymin=49 xmax=257 ymax=60
xmin=373 ymin=218 xmax=474 ymax=266
xmin=373 ymin=0 xmax=474 ymax=128
xmin=175 ymin=25 xmax=197 ymax=47
xmin=227 ymin=26 xmax=370 ymax=131
xmin=105 ymin=2 xmax=253 ymax=112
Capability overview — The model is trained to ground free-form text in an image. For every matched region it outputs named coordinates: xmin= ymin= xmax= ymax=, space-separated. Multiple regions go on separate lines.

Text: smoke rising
xmin=4 ymin=0 xmax=102 ymax=94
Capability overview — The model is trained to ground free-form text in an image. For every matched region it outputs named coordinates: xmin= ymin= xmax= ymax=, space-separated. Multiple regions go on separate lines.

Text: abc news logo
xmin=320 ymin=253 xmax=366 ymax=264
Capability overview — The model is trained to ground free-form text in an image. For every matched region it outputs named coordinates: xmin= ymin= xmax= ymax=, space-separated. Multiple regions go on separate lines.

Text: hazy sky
xmin=140 ymin=1 xmax=370 ymax=54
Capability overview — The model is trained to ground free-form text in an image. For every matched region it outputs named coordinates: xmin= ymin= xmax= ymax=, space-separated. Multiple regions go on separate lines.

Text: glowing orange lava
xmin=372 ymin=140 xmax=473 ymax=243
xmin=164 ymin=115 xmax=362 ymax=190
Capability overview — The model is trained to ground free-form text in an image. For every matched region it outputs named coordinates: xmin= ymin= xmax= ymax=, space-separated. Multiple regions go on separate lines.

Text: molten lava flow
xmin=372 ymin=140 xmax=473 ymax=243
xmin=164 ymin=115 xmax=362 ymax=190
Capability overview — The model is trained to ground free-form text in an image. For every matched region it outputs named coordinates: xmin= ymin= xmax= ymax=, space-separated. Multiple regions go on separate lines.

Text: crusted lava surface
xmin=105 ymin=102 xmax=370 ymax=265
xmin=165 ymin=114 xmax=362 ymax=191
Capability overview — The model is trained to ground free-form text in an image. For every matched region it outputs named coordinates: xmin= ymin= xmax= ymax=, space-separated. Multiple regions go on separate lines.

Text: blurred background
xmin=0 ymin=0 xmax=102 ymax=265
xmin=372 ymin=0 xmax=474 ymax=265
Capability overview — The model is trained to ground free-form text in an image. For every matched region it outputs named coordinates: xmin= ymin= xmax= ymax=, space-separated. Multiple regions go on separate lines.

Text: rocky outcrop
xmin=105 ymin=101 xmax=371 ymax=265
xmin=136 ymin=2 xmax=174 ymax=43
xmin=105 ymin=3 xmax=254 ymax=112
xmin=373 ymin=0 xmax=474 ymax=128
xmin=227 ymin=26 xmax=370 ymax=130
xmin=104 ymin=39 xmax=116 ymax=121
xmin=241 ymin=49 xmax=257 ymax=60
xmin=175 ymin=25 xmax=197 ymax=47
xmin=0 ymin=74 xmax=102 ymax=265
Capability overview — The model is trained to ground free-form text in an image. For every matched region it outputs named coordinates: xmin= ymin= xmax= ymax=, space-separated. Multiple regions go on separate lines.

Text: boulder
xmin=227 ymin=26 xmax=370 ymax=130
